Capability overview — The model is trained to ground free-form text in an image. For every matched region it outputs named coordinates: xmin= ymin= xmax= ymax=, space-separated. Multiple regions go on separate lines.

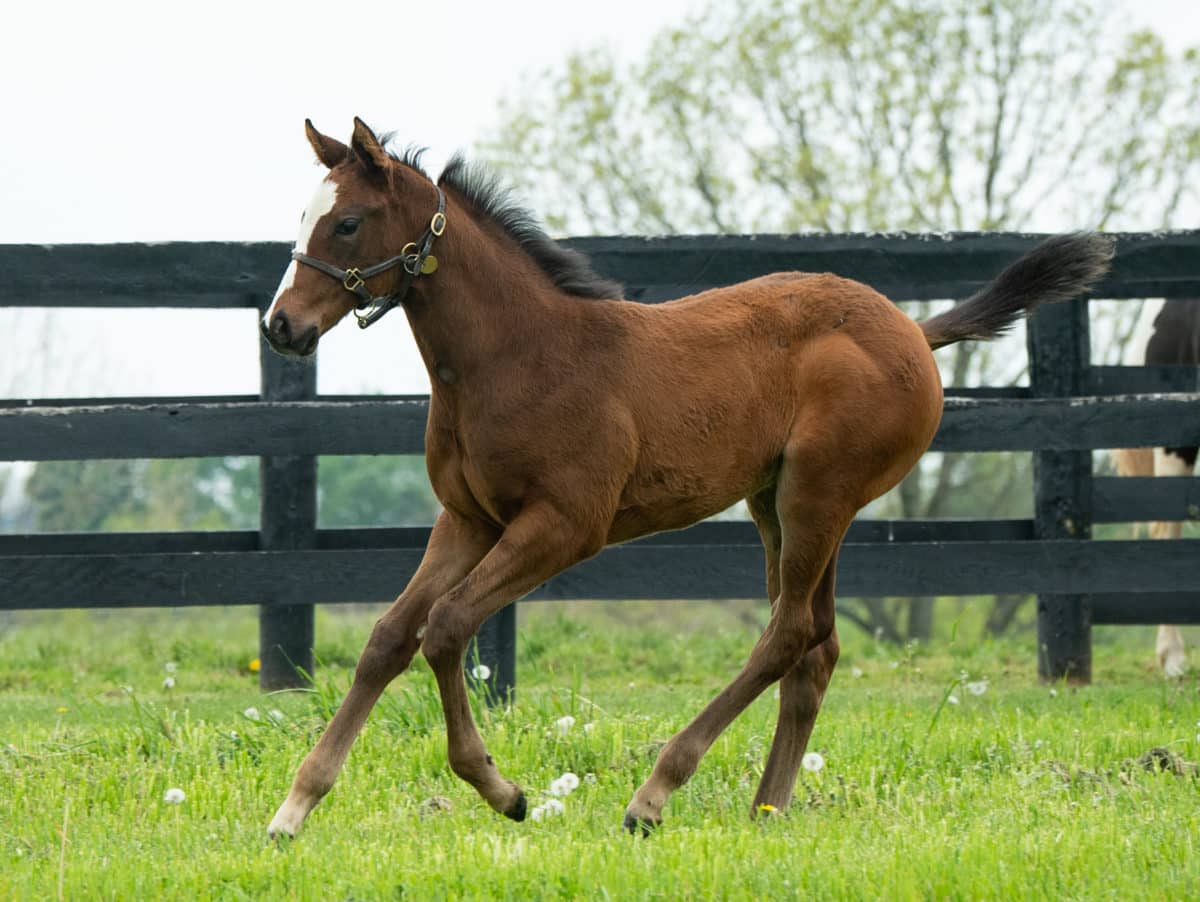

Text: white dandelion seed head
xmin=1049 ymin=688 xmax=1058 ymax=698
xmin=947 ymin=694 xmax=960 ymax=705
xmin=163 ymin=787 xmax=186 ymax=804
xmin=851 ymin=667 xmax=864 ymax=679
xmin=966 ymin=680 xmax=989 ymax=697
xmin=549 ymin=772 xmax=580 ymax=796
xmin=471 ymin=664 xmax=492 ymax=681
xmin=164 ymin=662 xmax=178 ymax=674
xmin=162 ymin=676 xmax=176 ymax=690
xmin=243 ymin=706 xmax=260 ymax=721
xmin=584 ymin=773 xmax=598 ymax=784
xmin=543 ymin=798 xmax=565 ymax=816
xmin=555 ymin=715 xmax=576 ymax=735
xmin=583 ymin=722 xmax=596 ymax=734
xmin=529 ymin=805 xmax=545 ymax=822
xmin=802 ymin=752 xmax=825 ymax=773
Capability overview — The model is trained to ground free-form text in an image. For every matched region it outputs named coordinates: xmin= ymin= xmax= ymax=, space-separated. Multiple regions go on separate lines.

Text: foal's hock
xmin=263 ymin=118 xmax=1113 ymax=838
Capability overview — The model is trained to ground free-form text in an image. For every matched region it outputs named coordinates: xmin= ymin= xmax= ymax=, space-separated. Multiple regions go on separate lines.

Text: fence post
xmin=1027 ymin=297 xmax=1093 ymax=684
xmin=469 ymin=605 xmax=517 ymax=703
xmin=258 ymin=334 xmax=318 ymax=691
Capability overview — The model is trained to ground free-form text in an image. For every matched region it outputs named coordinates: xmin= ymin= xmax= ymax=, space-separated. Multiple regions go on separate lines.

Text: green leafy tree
xmin=317 ymin=456 xmax=441 ymax=528
xmin=480 ymin=0 xmax=1199 ymax=641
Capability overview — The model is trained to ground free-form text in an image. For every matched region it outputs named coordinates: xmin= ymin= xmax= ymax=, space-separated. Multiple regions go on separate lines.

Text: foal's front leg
xmin=267 ymin=514 xmax=498 ymax=838
xmin=420 ymin=503 xmax=597 ymax=819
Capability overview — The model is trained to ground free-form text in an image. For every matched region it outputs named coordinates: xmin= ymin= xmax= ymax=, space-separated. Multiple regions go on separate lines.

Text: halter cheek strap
xmin=291 ymin=187 xmax=447 ymax=329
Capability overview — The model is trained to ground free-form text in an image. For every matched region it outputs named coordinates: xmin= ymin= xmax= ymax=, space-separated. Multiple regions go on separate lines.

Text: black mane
xmin=385 ymin=143 xmax=622 ymax=300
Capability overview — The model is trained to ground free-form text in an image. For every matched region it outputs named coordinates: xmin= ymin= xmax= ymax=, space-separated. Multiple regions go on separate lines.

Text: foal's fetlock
xmin=623 ymin=791 xmax=666 ymax=836
xmin=480 ymin=778 xmax=527 ymax=821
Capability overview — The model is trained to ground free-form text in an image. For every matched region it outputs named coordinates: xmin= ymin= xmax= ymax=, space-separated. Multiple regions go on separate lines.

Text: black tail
xmin=920 ymin=233 xmax=1114 ymax=350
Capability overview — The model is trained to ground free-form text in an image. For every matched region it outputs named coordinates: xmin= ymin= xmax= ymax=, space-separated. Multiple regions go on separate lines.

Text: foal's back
xmin=598 ymin=272 xmax=943 ymax=543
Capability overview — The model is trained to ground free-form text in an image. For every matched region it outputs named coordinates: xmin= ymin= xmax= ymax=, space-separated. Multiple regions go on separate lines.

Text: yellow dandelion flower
xmin=757 ymin=803 xmax=777 ymax=813
xmin=55 ymin=706 xmax=68 ymax=714
xmin=248 ymin=658 xmax=261 ymax=673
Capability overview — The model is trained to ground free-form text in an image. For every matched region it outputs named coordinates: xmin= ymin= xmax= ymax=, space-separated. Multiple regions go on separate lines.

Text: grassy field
xmin=1 ymin=602 xmax=1198 ymax=900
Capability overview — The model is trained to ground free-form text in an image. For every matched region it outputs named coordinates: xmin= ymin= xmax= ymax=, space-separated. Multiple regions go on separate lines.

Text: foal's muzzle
xmin=262 ymin=309 xmax=318 ymax=357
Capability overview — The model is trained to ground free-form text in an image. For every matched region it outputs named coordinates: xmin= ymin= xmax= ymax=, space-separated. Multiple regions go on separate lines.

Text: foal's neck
xmin=400 ymin=198 xmax=577 ymax=392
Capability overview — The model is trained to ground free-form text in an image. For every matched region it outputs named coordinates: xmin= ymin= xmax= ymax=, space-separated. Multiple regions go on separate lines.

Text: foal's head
xmin=262 ymin=118 xmax=442 ymax=356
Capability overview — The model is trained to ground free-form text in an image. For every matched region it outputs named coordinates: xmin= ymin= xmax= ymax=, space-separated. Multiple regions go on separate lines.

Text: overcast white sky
xmin=1 ymin=0 xmax=1198 ymax=401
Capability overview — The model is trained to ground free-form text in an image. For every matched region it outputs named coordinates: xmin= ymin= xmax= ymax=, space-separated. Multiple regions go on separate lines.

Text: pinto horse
xmin=1113 ymin=299 xmax=1200 ymax=677
xmin=262 ymin=118 xmax=1113 ymax=837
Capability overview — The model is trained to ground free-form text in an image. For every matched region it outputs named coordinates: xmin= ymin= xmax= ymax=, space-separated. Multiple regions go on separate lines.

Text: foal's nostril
xmin=269 ymin=311 xmax=292 ymax=345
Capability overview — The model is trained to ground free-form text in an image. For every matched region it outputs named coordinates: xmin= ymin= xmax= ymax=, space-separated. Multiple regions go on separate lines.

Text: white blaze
xmin=263 ymin=177 xmax=340 ymax=325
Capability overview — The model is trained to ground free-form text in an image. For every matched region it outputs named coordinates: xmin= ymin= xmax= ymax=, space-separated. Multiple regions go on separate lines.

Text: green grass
xmin=2 ymin=604 xmax=1199 ymax=900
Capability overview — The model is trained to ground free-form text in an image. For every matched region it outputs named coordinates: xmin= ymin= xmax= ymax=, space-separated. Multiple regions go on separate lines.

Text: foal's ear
xmin=350 ymin=117 xmax=392 ymax=177
xmin=305 ymin=119 xmax=348 ymax=169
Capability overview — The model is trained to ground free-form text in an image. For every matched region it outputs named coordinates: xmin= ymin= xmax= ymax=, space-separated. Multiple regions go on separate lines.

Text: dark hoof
xmin=622 ymin=810 xmax=660 ymax=837
xmin=504 ymin=791 xmax=528 ymax=822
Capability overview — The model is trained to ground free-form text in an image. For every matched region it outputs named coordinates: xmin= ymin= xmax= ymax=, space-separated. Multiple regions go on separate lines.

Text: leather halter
xmin=291 ymin=187 xmax=447 ymax=329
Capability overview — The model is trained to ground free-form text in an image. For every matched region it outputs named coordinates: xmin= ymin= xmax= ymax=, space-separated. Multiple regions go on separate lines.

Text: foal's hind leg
xmin=421 ymin=502 xmax=601 ymax=819
xmin=751 ymin=585 xmax=839 ymax=814
xmin=624 ymin=460 xmax=855 ymax=832
xmin=267 ymin=513 xmax=498 ymax=838
xmin=744 ymin=488 xmax=841 ymax=814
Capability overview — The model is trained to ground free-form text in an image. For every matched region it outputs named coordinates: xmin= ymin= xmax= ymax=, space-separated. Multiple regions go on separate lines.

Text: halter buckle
xmin=343 ymin=268 xmax=365 ymax=292
xmin=430 ymin=211 xmax=447 ymax=236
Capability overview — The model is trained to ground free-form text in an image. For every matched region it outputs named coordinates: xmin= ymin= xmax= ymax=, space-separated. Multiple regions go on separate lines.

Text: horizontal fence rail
xmin=3 ymin=232 xmax=1199 ymax=306
xmin=3 ymin=231 xmax=1200 ymax=689
xmin=4 ymin=393 xmax=1200 ymax=460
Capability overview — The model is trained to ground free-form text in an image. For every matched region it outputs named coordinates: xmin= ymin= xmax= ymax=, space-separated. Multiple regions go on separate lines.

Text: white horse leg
xmin=1151 ymin=448 xmax=1192 ymax=678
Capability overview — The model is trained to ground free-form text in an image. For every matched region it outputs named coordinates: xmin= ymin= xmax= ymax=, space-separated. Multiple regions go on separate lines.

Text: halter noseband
xmin=290 ymin=187 xmax=447 ymax=329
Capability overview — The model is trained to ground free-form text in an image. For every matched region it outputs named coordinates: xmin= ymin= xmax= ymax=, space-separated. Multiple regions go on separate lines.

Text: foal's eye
xmin=334 ymin=218 xmax=360 ymax=236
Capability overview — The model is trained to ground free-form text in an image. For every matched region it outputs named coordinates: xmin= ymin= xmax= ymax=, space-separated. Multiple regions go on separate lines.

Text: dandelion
xmin=757 ymin=803 xmax=778 ymax=814
xmin=1049 ymin=688 xmax=1058 ymax=698
xmin=851 ymin=667 xmax=864 ymax=679
xmin=243 ymin=706 xmax=261 ymax=721
xmin=163 ymin=787 xmax=186 ymax=804
xmin=268 ymin=709 xmax=285 ymax=723
xmin=162 ymin=677 xmax=176 ymax=690
xmin=584 ymin=773 xmax=598 ymax=784
xmin=966 ymin=680 xmax=989 ymax=697
xmin=583 ymin=722 xmax=596 ymax=735
xmin=164 ymin=662 xmax=178 ymax=674
xmin=248 ymin=658 xmax=261 ymax=673
xmin=543 ymin=799 xmax=565 ymax=816
xmin=555 ymin=715 xmax=576 ymax=735
xmin=471 ymin=664 xmax=492 ymax=681
xmin=550 ymin=772 xmax=580 ymax=797
xmin=55 ymin=706 xmax=68 ymax=714
xmin=802 ymin=752 xmax=825 ymax=773
xmin=947 ymin=694 xmax=960 ymax=705
xmin=530 ymin=806 xmax=545 ymax=822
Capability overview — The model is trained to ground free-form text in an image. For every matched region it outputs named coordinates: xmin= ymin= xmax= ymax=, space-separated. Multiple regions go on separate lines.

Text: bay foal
xmin=263 ymin=119 xmax=1113 ymax=836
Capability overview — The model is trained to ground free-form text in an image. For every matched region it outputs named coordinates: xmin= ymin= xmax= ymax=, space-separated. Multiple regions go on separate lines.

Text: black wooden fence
xmin=2 ymin=233 xmax=1199 ymax=691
